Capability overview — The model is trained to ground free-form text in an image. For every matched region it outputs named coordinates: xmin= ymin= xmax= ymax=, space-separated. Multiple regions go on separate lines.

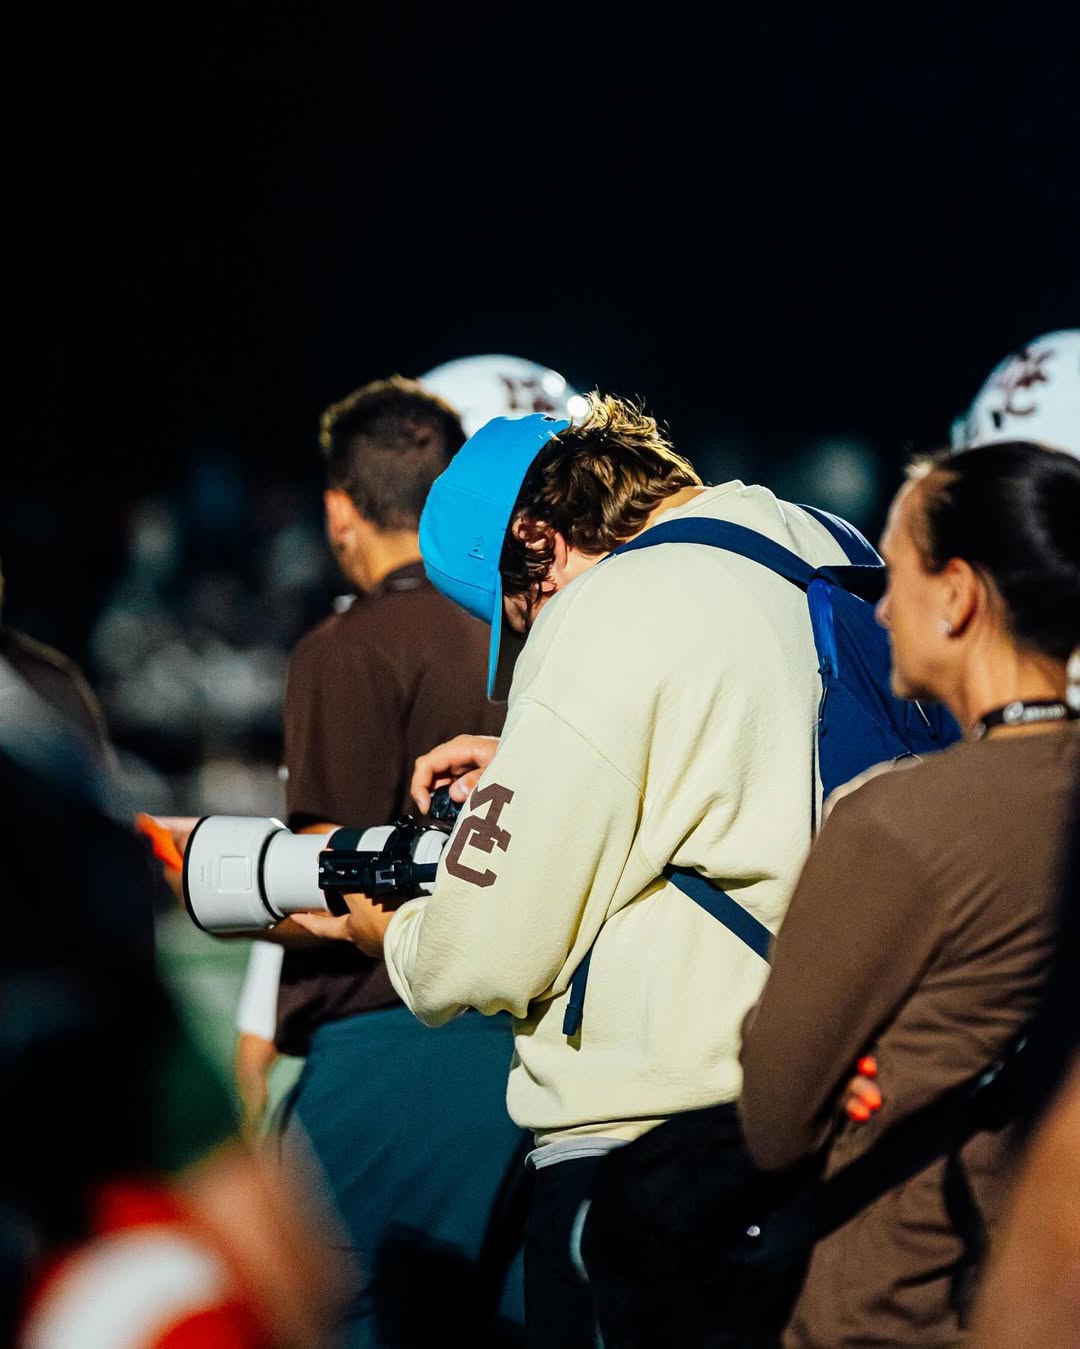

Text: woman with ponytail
xmin=739 ymin=441 xmax=1080 ymax=1348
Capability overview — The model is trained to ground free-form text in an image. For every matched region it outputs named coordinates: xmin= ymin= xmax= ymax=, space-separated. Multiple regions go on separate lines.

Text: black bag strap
xmin=942 ymin=1150 xmax=988 ymax=1322
xmin=822 ymin=1038 xmax=1023 ymax=1236
xmin=748 ymin=1032 xmax=1028 ymax=1264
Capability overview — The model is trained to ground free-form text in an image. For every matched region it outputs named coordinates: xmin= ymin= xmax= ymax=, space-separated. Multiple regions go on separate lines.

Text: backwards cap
xmin=419 ymin=413 xmax=570 ymax=697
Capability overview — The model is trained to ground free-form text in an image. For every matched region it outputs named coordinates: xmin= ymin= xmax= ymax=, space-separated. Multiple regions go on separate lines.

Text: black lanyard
xmin=972 ymin=699 xmax=1079 ymax=740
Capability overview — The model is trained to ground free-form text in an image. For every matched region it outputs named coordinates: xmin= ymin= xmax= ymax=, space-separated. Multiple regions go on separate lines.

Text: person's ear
xmin=511 ymin=516 xmax=553 ymax=551
xmin=510 ymin=518 xmax=567 ymax=596
xmin=324 ymin=489 xmax=358 ymax=553
xmin=940 ymin=557 xmax=981 ymax=637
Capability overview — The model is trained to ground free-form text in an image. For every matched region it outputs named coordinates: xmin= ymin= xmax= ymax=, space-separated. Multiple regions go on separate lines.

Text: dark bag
xmin=580 ymin=1103 xmax=810 ymax=1349
xmin=579 ymin=1036 xmax=1026 ymax=1349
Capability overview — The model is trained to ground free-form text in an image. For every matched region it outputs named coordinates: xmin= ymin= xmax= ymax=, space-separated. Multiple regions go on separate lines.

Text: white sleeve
xmin=234 ymin=941 xmax=284 ymax=1040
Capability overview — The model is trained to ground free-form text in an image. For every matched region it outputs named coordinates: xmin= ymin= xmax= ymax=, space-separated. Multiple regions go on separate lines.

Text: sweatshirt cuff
xmin=383 ymin=899 xmax=464 ymax=1027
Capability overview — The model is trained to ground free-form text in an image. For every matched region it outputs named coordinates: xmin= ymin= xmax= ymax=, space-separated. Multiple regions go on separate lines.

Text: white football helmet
xmin=421 ymin=354 xmax=586 ymax=436
xmin=951 ymin=329 xmax=1080 ymax=458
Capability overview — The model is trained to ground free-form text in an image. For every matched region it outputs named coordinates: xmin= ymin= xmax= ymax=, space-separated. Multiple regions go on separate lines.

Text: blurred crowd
xmin=85 ymin=456 xmax=335 ymax=815
xmin=5 ymin=432 xmax=885 ymax=823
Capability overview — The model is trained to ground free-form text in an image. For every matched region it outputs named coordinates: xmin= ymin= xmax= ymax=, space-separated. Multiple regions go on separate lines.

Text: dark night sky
xmin=4 ymin=9 xmax=1080 ymax=651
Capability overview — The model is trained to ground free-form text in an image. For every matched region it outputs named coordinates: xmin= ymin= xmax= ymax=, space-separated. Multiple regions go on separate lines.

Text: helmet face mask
xmin=421 ymin=354 xmax=584 ymax=436
xmin=953 ymin=329 xmax=1080 ymax=458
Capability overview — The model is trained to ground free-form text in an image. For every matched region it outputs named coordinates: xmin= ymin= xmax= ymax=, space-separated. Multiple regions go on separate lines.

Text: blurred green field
xmin=156 ymin=910 xmax=303 ymax=1122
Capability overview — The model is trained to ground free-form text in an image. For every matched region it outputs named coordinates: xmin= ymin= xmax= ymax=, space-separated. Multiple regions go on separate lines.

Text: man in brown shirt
xmin=273 ymin=560 xmax=505 ymax=1055
xmin=243 ymin=378 xmax=526 ymax=1348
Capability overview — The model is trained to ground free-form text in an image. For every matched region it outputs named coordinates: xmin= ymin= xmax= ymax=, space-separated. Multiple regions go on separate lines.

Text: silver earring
xmin=937 ymin=618 xmax=953 ymax=636
xmin=1067 ymin=646 xmax=1080 ymax=712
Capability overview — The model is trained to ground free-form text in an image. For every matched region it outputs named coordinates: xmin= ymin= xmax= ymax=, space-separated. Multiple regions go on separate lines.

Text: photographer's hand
xmin=291 ymin=892 xmax=394 ymax=958
xmin=411 ymin=734 xmax=500 ymax=814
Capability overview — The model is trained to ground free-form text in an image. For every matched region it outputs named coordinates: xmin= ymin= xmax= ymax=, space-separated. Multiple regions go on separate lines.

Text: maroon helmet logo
xmin=498 ymin=374 xmax=558 ymax=415
xmin=992 ymin=346 xmax=1054 ymax=417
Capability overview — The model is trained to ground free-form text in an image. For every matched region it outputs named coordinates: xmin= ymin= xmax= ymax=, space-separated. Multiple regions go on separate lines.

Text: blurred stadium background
xmin=5 ymin=17 xmax=1079 ymax=1095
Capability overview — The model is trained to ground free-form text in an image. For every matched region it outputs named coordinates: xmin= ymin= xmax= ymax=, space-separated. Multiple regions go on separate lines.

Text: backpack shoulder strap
xmin=613 ymin=518 xmax=814 ymax=590
xmin=562 ymin=868 xmax=771 ymax=1037
xmin=799 ymin=505 xmax=882 ymax=567
xmin=566 ymin=513 xmax=863 ymax=1037
xmin=665 ymin=866 xmax=772 ymax=962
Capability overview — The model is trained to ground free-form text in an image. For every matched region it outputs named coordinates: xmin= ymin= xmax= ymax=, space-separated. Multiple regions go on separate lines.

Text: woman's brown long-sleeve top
xmin=740 ymin=728 xmax=1080 ymax=1348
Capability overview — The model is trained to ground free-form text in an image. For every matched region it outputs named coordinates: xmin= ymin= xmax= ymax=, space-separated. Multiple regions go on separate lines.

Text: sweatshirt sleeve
xmin=739 ymin=786 xmax=939 ymax=1171
xmin=383 ymin=695 xmax=644 ymax=1026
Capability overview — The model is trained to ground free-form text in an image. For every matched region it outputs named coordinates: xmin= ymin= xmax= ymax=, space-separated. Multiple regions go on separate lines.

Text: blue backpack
xmin=562 ymin=506 xmax=962 ymax=1035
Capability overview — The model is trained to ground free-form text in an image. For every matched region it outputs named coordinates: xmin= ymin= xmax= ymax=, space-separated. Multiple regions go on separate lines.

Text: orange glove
xmin=135 ymin=813 xmax=185 ymax=872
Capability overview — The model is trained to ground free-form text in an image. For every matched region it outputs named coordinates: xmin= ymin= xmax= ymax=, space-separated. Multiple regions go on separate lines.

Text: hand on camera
xmin=290 ymin=892 xmax=394 ymax=957
xmin=411 ymin=734 xmax=500 ymax=814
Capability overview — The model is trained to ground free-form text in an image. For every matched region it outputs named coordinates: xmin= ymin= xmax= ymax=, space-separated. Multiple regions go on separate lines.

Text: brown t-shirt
xmin=275 ymin=564 xmax=504 ymax=1056
xmin=740 ymin=728 xmax=1080 ymax=1348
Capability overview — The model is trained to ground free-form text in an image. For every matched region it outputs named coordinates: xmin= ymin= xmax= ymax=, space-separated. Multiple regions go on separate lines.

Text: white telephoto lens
xmin=264 ymin=825 xmax=395 ymax=918
xmin=184 ymin=818 xmax=454 ymax=934
xmin=183 ymin=815 xmax=286 ymax=932
xmin=261 ymin=829 xmax=334 ymax=919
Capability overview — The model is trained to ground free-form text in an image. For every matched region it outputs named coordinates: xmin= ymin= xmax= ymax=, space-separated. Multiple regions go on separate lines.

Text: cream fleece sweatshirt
xmin=383 ymin=482 xmax=850 ymax=1145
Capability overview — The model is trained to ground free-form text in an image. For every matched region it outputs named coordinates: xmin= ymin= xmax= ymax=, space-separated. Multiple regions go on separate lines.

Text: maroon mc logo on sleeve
xmin=444 ymin=783 xmax=515 ymax=888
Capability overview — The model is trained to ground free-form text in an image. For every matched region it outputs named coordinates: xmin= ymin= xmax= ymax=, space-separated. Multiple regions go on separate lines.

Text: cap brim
xmin=486 ymin=570 xmax=504 ymax=700
xmin=490 ymin=616 xmax=526 ymax=703
xmin=485 ymin=571 xmax=527 ymax=702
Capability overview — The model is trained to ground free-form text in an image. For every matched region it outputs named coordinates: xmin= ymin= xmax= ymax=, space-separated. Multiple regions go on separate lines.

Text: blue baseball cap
xmin=420 ymin=413 xmax=571 ymax=697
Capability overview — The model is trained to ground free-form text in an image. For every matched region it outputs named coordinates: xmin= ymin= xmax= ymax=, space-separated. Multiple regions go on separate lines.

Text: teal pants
xmin=281 ymin=1006 xmax=529 ymax=1348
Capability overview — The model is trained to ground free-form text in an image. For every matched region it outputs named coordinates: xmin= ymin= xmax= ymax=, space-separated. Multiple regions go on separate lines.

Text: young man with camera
xmin=295 ymin=393 xmax=857 ymax=1346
